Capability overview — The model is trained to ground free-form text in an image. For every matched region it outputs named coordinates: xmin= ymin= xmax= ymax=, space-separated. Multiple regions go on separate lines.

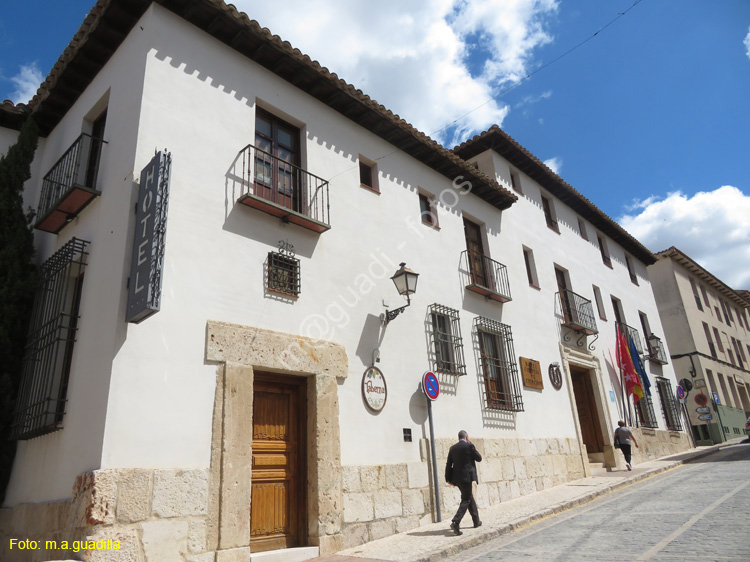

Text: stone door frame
xmin=205 ymin=320 xmax=348 ymax=558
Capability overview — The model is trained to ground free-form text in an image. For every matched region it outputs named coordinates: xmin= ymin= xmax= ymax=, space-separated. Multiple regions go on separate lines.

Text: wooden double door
xmin=250 ymin=373 xmax=307 ymax=553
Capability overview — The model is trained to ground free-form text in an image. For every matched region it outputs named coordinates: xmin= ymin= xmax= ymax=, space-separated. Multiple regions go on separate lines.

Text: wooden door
xmin=463 ymin=218 xmax=488 ymax=288
xmin=254 ymin=110 xmax=301 ymax=212
xmin=250 ymin=374 xmax=306 ymax=553
xmin=555 ymin=268 xmax=574 ymax=324
xmin=570 ymin=368 xmax=602 ymax=454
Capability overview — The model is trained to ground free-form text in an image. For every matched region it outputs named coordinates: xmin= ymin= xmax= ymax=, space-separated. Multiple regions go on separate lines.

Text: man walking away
xmin=445 ymin=430 xmax=482 ymax=535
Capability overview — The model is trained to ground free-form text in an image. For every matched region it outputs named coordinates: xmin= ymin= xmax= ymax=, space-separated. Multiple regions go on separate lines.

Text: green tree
xmin=0 ymin=115 xmax=39 ymax=503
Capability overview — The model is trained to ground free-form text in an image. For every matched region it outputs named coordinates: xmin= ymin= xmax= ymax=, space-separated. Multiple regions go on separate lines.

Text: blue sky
xmin=2 ymin=0 xmax=749 ymax=288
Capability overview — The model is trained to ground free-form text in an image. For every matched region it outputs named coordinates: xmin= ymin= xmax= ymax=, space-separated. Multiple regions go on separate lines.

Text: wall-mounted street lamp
xmin=384 ymin=262 xmax=419 ymax=324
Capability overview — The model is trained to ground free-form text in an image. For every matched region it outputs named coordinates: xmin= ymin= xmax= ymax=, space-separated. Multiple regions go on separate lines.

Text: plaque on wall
xmin=549 ymin=364 xmax=563 ymax=390
xmin=362 ymin=366 xmax=387 ymax=412
xmin=520 ymin=357 xmax=543 ymax=390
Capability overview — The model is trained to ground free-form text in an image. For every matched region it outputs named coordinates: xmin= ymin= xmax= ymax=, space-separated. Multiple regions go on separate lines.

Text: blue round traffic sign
xmin=422 ymin=371 xmax=440 ymax=401
xmin=676 ymin=385 xmax=685 ymax=399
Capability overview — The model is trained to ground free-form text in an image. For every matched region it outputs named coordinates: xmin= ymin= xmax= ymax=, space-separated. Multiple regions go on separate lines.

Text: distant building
xmin=0 ymin=1 xmax=691 ymax=561
xmin=650 ymin=247 xmax=750 ymax=445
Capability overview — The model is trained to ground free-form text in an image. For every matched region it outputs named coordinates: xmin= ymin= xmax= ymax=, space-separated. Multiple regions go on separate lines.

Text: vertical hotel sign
xmin=127 ymin=150 xmax=171 ymax=323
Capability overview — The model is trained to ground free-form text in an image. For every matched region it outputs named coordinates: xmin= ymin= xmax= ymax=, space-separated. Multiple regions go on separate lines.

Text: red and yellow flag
xmin=616 ymin=325 xmax=643 ymax=403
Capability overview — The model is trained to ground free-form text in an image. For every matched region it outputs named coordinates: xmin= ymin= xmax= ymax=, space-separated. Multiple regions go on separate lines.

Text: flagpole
xmin=617 ymin=325 xmax=627 ymax=423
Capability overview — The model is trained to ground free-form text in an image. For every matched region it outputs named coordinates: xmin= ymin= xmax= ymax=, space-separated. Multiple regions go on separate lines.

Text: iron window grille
xmin=428 ymin=304 xmax=466 ymax=376
xmin=11 ymin=238 xmax=90 ymax=440
xmin=635 ymin=394 xmax=659 ymax=428
xmin=656 ymin=377 xmax=682 ymax=431
xmin=474 ymin=317 xmax=524 ymax=412
xmin=267 ymin=251 xmax=300 ymax=296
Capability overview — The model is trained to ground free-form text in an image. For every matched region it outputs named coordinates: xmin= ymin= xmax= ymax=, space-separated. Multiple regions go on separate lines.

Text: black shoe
xmin=450 ymin=522 xmax=462 ymax=535
xmin=474 ymin=521 xmax=482 ymax=528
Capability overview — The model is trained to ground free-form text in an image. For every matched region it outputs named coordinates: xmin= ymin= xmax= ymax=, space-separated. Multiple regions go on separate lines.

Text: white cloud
xmin=232 ymin=0 xmax=558 ymax=146
xmin=543 ymin=156 xmax=562 ymax=174
xmin=745 ymin=27 xmax=750 ymax=59
xmin=8 ymin=62 xmax=43 ymax=104
xmin=618 ymin=186 xmax=750 ymax=289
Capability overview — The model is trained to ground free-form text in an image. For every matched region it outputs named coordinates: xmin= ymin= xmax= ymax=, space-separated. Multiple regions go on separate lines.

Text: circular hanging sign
xmin=694 ymin=393 xmax=708 ymax=406
xmin=676 ymin=385 xmax=685 ymax=399
xmin=422 ymin=371 xmax=440 ymax=401
xmin=549 ymin=364 xmax=563 ymax=390
xmin=362 ymin=366 xmax=387 ymax=412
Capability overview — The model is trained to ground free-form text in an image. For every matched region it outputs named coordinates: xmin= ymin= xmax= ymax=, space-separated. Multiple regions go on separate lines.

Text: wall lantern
xmin=384 ymin=262 xmax=419 ymax=324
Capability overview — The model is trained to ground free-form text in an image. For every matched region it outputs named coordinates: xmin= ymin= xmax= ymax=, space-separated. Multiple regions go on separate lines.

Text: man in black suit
xmin=445 ymin=429 xmax=482 ymax=535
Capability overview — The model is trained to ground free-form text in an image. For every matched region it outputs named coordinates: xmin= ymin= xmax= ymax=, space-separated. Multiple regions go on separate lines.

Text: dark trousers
xmin=452 ymin=481 xmax=479 ymax=526
xmin=620 ymin=443 xmax=632 ymax=464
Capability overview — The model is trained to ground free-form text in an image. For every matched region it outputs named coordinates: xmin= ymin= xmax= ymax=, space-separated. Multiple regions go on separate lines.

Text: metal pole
xmin=427 ymin=399 xmax=441 ymax=522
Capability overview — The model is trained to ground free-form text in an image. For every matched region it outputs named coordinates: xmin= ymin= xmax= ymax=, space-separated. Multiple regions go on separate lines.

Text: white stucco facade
xmin=0 ymin=2 xmax=692 ymax=560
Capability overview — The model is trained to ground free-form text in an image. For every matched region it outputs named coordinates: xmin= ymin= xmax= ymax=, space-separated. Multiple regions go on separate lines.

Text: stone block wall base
xmin=340 ymin=435 xmax=586 ymax=550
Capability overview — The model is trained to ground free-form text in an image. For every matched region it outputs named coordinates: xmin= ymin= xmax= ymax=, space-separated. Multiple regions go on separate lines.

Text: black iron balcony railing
xmin=617 ymin=322 xmax=643 ymax=355
xmin=646 ymin=335 xmax=669 ymax=365
xmin=35 ymin=133 xmax=106 ymax=234
xmin=557 ymin=290 xmax=598 ymax=335
xmin=237 ymin=144 xmax=330 ymax=233
xmin=460 ymin=250 xmax=511 ymax=303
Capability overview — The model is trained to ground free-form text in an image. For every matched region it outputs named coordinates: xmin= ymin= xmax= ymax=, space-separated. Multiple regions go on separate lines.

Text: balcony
xmin=236 ymin=144 xmax=330 ymax=233
xmin=460 ymin=250 xmax=511 ymax=303
xmin=35 ymin=133 xmax=106 ymax=234
xmin=557 ymin=290 xmax=598 ymax=335
xmin=646 ymin=334 xmax=669 ymax=365
xmin=617 ymin=322 xmax=643 ymax=355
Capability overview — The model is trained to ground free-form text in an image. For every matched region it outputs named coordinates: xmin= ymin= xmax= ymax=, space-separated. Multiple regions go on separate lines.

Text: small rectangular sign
xmin=693 ymin=378 xmax=706 ymax=389
xmin=520 ymin=357 xmax=543 ymax=390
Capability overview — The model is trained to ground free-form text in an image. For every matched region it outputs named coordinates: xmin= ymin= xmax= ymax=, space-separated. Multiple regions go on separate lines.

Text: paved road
xmin=449 ymin=442 xmax=750 ymax=562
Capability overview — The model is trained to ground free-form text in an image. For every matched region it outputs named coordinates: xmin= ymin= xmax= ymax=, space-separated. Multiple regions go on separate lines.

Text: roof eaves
xmin=454 ymin=126 xmax=656 ymax=265
xmin=26 ymin=0 xmax=518 ymax=211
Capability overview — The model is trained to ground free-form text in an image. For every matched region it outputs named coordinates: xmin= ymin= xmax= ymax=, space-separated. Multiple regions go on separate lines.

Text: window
xmin=541 ymin=196 xmax=558 ymax=231
xmin=597 ymin=235 xmax=612 ymax=267
xmin=732 ymin=337 xmax=745 ymax=369
xmin=703 ymin=322 xmax=717 ymax=358
xmin=626 ymin=256 xmax=638 ymax=285
xmin=700 ymin=286 xmax=709 ymax=308
xmin=475 ymin=317 xmax=523 ymax=412
xmin=359 ymin=156 xmax=378 ymax=192
xmin=267 ymin=249 xmax=300 ymax=297
xmin=611 ymin=296 xmax=624 ymax=324
xmin=255 ymin=109 xmax=301 ymax=211
xmin=523 ymin=247 xmax=539 ymax=287
xmin=593 ymin=285 xmax=606 ymax=320
xmin=714 ymin=306 xmax=722 ymax=323
xmin=721 ymin=300 xmax=732 ymax=324
xmin=577 ymin=217 xmax=588 ymax=240
xmin=690 ymin=279 xmax=703 ymax=311
xmin=429 ymin=304 xmax=465 ymax=375
xmin=712 ymin=327 xmax=724 ymax=352
xmin=656 ymin=377 xmax=682 ymax=431
xmin=419 ymin=192 xmax=438 ymax=227
xmin=510 ymin=171 xmax=522 ymax=193
xmin=85 ymin=109 xmax=107 ymax=189
xmin=636 ymin=395 xmax=659 ymax=428
xmin=11 ymin=238 xmax=90 ymax=440
xmin=639 ymin=312 xmax=651 ymax=341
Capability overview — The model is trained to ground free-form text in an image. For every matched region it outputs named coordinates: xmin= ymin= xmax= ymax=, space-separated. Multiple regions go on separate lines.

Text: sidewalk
xmin=313 ymin=439 xmax=746 ymax=562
